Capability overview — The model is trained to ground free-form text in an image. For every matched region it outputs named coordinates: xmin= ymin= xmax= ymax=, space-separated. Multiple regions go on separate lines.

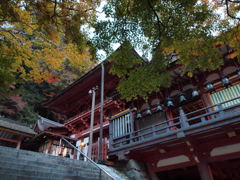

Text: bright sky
xmin=95 ymin=1 xmax=121 ymax=61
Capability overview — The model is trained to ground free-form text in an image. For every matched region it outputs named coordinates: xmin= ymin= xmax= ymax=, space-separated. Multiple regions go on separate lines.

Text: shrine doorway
xmin=157 ymin=166 xmax=201 ymax=180
xmin=210 ymin=158 xmax=240 ymax=180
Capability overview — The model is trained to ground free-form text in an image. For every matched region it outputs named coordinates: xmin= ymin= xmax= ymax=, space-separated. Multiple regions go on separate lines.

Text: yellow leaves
xmin=1 ymin=31 xmax=93 ymax=84
xmin=215 ymin=41 xmax=224 ymax=47
xmin=0 ymin=43 xmax=12 ymax=55
xmin=190 ymin=51 xmax=202 ymax=56
xmin=227 ymin=51 xmax=239 ymax=59
xmin=22 ymin=43 xmax=94 ymax=83
xmin=13 ymin=7 xmax=35 ymax=34
xmin=163 ymin=47 xmax=175 ymax=56
xmin=36 ymin=47 xmax=65 ymax=70
xmin=187 ymin=72 xmax=193 ymax=77
xmin=0 ymin=0 xmax=97 ymax=86
xmin=217 ymin=25 xmax=239 ymax=44
xmin=13 ymin=7 xmax=31 ymax=23
xmin=208 ymin=58 xmax=213 ymax=62
xmin=172 ymin=36 xmax=224 ymax=76
xmin=216 ymin=27 xmax=240 ymax=61
xmin=64 ymin=43 xmax=94 ymax=71
xmin=233 ymin=32 xmax=240 ymax=41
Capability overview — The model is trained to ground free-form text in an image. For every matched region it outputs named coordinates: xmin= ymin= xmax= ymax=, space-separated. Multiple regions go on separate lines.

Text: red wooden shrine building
xmin=44 ymin=45 xmax=240 ymax=180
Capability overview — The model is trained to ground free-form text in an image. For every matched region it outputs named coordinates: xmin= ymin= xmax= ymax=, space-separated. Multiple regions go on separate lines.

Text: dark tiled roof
xmin=0 ymin=117 xmax=36 ymax=136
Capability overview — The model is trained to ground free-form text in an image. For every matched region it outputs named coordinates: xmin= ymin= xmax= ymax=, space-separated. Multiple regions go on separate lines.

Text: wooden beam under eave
xmin=0 ymin=137 xmax=19 ymax=144
xmin=0 ymin=127 xmax=34 ymax=137
xmin=0 ymin=136 xmax=24 ymax=150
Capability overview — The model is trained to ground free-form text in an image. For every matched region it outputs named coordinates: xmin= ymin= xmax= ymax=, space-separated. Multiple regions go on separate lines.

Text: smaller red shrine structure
xmin=44 ymin=44 xmax=240 ymax=180
xmin=28 ymin=117 xmax=74 ymax=157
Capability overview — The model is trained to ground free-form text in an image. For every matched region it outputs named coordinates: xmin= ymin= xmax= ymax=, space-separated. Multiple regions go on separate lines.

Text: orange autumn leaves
xmin=0 ymin=0 xmax=97 ymax=87
xmin=18 ymin=43 xmax=93 ymax=83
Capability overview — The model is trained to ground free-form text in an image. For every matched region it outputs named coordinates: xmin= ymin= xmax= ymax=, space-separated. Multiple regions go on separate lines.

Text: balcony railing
xmin=109 ymin=96 xmax=240 ymax=153
xmin=65 ymin=97 xmax=115 ymax=125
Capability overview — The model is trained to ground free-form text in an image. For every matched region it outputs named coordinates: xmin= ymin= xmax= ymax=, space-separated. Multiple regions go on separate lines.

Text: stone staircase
xmin=0 ymin=146 xmax=115 ymax=180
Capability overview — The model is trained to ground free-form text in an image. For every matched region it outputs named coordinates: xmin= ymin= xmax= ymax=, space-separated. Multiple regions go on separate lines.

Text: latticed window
xmin=210 ymin=83 xmax=240 ymax=108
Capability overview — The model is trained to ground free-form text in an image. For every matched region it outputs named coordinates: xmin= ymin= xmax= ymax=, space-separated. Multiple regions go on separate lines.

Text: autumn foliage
xmin=0 ymin=0 xmax=99 ymax=123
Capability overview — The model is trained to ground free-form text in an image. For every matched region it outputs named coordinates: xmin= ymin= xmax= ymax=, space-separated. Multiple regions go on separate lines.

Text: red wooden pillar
xmin=169 ymin=109 xmax=177 ymax=130
xmin=197 ymin=160 xmax=214 ymax=180
xmin=146 ymin=163 xmax=158 ymax=180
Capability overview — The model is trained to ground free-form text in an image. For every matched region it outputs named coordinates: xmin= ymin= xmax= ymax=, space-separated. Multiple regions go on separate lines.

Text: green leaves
xmin=0 ymin=82 xmax=62 ymax=125
xmin=109 ymin=42 xmax=143 ymax=77
xmin=171 ymin=37 xmax=223 ymax=75
xmin=94 ymin=0 xmax=216 ymax=52
xmin=117 ymin=64 xmax=171 ymax=101
xmin=94 ymin=0 xmax=238 ymax=101
xmin=109 ymin=42 xmax=171 ymax=101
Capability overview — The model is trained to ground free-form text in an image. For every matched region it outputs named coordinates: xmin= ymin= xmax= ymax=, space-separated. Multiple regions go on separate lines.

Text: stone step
xmin=0 ymin=166 xmax=102 ymax=180
xmin=98 ymin=164 xmax=130 ymax=180
xmin=0 ymin=172 xmax=98 ymax=180
xmin=0 ymin=147 xmax=90 ymax=168
xmin=0 ymin=156 xmax=111 ymax=180
xmin=0 ymin=173 xmax=68 ymax=180
xmin=0 ymin=153 xmax=96 ymax=171
xmin=0 ymin=156 xmax=98 ymax=174
xmin=0 ymin=146 xmax=113 ymax=180
xmin=0 ymin=159 xmax=100 ymax=177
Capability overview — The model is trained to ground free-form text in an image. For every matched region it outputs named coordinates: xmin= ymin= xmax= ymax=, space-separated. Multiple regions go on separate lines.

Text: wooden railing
xmin=109 ymin=96 xmax=240 ymax=152
xmin=109 ymin=109 xmax=134 ymax=150
xmin=65 ymin=98 xmax=115 ymax=125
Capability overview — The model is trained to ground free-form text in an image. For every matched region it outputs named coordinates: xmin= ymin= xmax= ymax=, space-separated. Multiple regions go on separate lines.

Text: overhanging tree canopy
xmin=0 ymin=0 xmax=100 ymax=89
xmin=93 ymin=0 xmax=240 ymax=101
xmin=0 ymin=0 xmax=100 ymax=123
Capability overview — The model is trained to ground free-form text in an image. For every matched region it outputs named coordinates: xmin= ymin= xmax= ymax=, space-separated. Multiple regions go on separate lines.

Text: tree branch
xmin=51 ymin=0 xmax=57 ymax=19
xmin=0 ymin=27 xmax=24 ymax=45
xmin=147 ymin=0 xmax=165 ymax=35
xmin=228 ymin=0 xmax=240 ymax=3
